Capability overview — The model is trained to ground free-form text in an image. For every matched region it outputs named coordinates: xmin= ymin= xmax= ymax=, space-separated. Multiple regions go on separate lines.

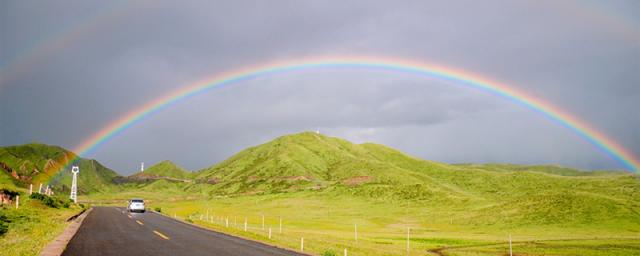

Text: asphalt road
xmin=62 ymin=206 xmax=304 ymax=256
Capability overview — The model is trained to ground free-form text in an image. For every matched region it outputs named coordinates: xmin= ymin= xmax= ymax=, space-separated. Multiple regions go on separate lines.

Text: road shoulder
xmin=40 ymin=208 xmax=93 ymax=256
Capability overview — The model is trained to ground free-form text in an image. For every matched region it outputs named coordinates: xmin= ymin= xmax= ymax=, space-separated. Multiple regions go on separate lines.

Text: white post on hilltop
xmin=301 ymin=237 xmax=304 ymax=252
xmin=15 ymin=195 xmax=19 ymax=209
xmin=38 ymin=183 xmax=42 ymax=194
xmin=279 ymin=217 xmax=282 ymax=233
xmin=344 ymin=248 xmax=348 ymax=256
xmin=509 ymin=234 xmax=513 ymax=256
xmin=226 ymin=217 xmax=229 ymax=227
xmin=262 ymin=214 xmax=265 ymax=230
xmin=244 ymin=218 xmax=248 ymax=231
xmin=29 ymin=184 xmax=33 ymax=195
xmin=70 ymin=166 xmax=79 ymax=203
xmin=268 ymin=227 xmax=272 ymax=239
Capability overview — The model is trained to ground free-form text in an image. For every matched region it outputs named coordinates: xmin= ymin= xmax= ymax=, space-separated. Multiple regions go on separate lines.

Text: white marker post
xmin=509 ymin=234 xmax=513 ymax=256
xmin=407 ymin=227 xmax=410 ymax=255
xmin=262 ymin=214 xmax=265 ymax=230
xmin=279 ymin=217 xmax=282 ymax=234
xmin=344 ymin=248 xmax=348 ymax=256
xmin=15 ymin=195 xmax=19 ymax=209
xmin=301 ymin=237 xmax=304 ymax=252
xmin=354 ymin=224 xmax=358 ymax=243
xmin=244 ymin=218 xmax=248 ymax=231
xmin=268 ymin=227 xmax=272 ymax=239
xmin=29 ymin=184 xmax=32 ymax=195
xmin=226 ymin=217 xmax=229 ymax=227
xmin=38 ymin=183 xmax=42 ymax=194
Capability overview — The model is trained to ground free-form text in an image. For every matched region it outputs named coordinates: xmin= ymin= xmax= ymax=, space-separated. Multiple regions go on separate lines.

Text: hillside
xmin=187 ymin=132 xmax=640 ymax=227
xmin=127 ymin=160 xmax=191 ymax=182
xmin=0 ymin=143 xmax=118 ymax=193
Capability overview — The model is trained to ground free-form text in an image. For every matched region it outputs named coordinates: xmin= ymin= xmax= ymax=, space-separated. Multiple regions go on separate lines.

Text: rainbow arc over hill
xmin=61 ymin=56 xmax=639 ymax=174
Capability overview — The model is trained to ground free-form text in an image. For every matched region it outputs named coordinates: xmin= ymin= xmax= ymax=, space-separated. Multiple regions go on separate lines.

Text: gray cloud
xmin=1 ymin=0 xmax=638 ymax=174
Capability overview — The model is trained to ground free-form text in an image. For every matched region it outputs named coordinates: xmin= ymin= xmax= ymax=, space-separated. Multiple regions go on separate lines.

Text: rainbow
xmin=61 ymin=56 xmax=639 ymax=174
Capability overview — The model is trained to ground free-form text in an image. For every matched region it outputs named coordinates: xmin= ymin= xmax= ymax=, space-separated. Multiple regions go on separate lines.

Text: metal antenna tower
xmin=70 ymin=166 xmax=79 ymax=203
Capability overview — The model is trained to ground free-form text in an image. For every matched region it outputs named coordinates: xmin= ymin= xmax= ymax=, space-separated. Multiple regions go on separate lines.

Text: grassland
xmin=86 ymin=183 xmax=640 ymax=256
xmin=0 ymin=190 xmax=85 ymax=256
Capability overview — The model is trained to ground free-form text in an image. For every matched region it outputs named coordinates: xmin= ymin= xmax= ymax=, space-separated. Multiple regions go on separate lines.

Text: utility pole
xmin=70 ymin=166 xmax=79 ymax=203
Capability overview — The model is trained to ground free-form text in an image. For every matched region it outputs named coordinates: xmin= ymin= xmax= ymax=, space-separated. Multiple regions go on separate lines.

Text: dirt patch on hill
xmin=342 ymin=176 xmax=374 ymax=186
xmin=279 ymin=176 xmax=311 ymax=182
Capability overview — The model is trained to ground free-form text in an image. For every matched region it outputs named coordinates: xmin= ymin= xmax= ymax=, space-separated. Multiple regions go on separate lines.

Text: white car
xmin=127 ymin=198 xmax=145 ymax=213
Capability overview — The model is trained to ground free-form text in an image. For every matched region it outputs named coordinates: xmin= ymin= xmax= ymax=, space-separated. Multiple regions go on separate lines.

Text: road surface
xmin=62 ymin=206 xmax=303 ymax=256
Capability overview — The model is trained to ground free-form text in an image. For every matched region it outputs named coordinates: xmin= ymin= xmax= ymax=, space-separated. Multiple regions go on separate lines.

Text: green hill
xmin=188 ymin=132 xmax=640 ymax=226
xmin=0 ymin=143 xmax=118 ymax=193
xmin=128 ymin=160 xmax=191 ymax=182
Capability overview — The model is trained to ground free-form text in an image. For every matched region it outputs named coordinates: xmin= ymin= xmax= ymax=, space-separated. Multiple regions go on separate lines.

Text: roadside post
xmin=407 ymin=227 xmax=410 ymax=255
xmin=509 ymin=234 xmax=513 ymax=256
xmin=15 ymin=195 xmax=19 ymax=209
xmin=354 ymin=224 xmax=358 ymax=243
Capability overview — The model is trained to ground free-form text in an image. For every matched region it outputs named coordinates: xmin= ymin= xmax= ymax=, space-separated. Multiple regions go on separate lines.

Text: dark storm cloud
xmin=1 ymin=0 xmax=638 ymax=173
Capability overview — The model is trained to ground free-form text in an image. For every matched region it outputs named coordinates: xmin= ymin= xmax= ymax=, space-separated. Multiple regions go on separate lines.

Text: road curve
xmin=62 ymin=206 xmax=304 ymax=256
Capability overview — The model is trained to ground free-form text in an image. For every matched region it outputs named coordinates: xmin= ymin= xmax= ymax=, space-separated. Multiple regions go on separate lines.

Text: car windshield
xmin=131 ymin=199 xmax=144 ymax=203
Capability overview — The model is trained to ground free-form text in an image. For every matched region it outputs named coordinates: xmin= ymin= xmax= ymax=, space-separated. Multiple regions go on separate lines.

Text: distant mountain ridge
xmin=0 ymin=143 xmax=118 ymax=193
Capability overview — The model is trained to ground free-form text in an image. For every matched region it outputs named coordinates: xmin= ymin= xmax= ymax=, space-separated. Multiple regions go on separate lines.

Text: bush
xmin=155 ymin=207 xmax=162 ymax=213
xmin=321 ymin=250 xmax=337 ymax=256
xmin=0 ymin=213 xmax=9 ymax=236
xmin=29 ymin=193 xmax=61 ymax=208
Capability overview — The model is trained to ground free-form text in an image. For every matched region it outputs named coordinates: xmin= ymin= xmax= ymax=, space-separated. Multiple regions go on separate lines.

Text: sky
xmin=1 ymin=0 xmax=639 ymax=175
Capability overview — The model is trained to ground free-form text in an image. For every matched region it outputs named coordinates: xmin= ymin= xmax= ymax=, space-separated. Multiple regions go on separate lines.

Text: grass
xmin=86 ymin=188 xmax=640 ymax=256
xmin=0 ymin=189 xmax=84 ymax=256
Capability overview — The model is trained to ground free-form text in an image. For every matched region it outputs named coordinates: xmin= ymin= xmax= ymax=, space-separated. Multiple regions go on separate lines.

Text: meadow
xmin=86 ymin=187 xmax=640 ymax=256
xmin=0 ymin=190 xmax=85 ymax=256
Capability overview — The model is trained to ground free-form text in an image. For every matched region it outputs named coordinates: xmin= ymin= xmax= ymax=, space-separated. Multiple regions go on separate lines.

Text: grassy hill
xmin=186 ymin=132 xmax=639 ymax=227
xmin=124 ymin=160 xmax=191 ymax=183
xmin=134 ymin=160 xmax=190 ymax=179
xmin=0 ymin=143 xmax=118 ymax=193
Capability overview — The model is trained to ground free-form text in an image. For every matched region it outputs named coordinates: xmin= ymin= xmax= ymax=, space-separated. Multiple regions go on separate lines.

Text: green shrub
xmin=321 ymin=249 xmax=337 ymax=256
xmin=0 ymin=212 xmax=10 ymax=236
xmin=155 ymin=207 xmax=162 ymax=213
xmin=29 ymin=193 xmax=61 ymax=208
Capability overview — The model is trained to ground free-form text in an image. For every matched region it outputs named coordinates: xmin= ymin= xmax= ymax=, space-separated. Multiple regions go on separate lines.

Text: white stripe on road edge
xmin=136 ymin=220 xmax=144 ymax=226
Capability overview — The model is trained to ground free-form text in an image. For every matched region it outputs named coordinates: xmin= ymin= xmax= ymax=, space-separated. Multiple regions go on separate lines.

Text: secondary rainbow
xmin=63 ymin=56 xmax=639 ymax=173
